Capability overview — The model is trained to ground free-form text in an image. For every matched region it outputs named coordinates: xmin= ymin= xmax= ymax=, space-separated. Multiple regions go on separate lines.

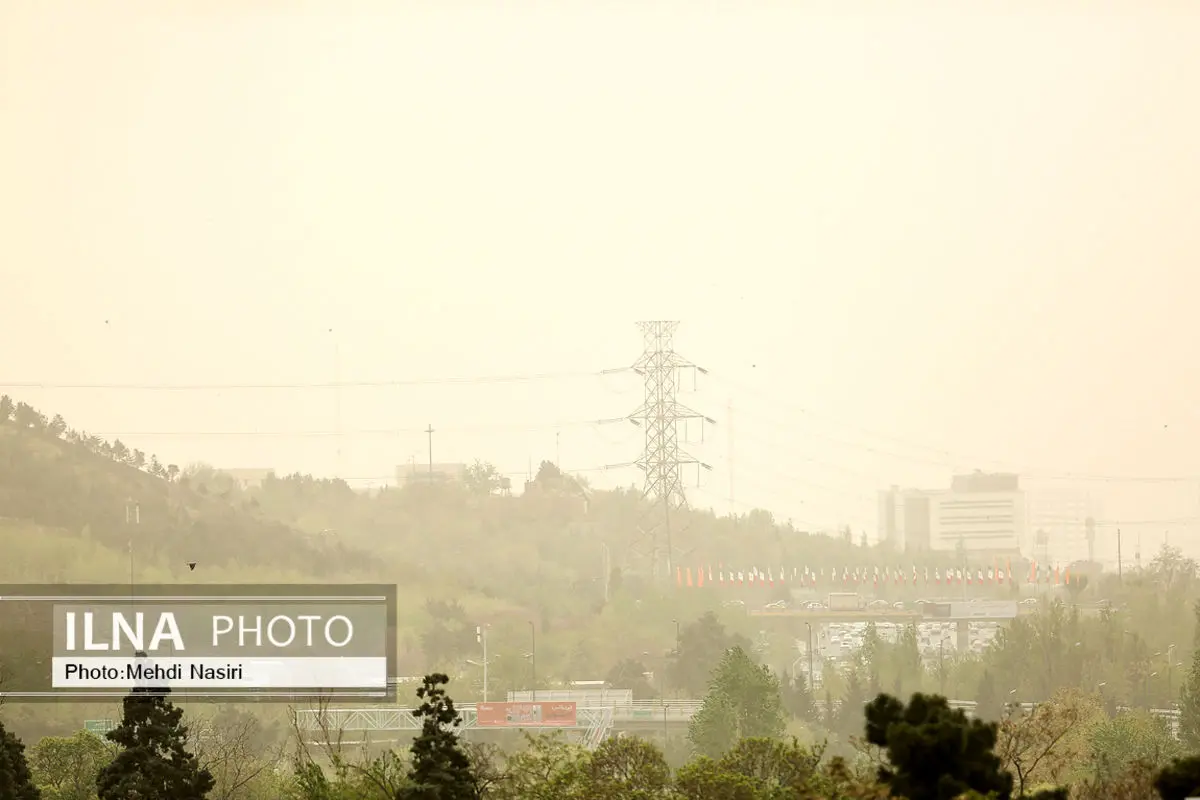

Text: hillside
xmin=0 ymin=392 xmax=1040 ymax=697
xmin=0 ymin=397 xmax=377 ymax=583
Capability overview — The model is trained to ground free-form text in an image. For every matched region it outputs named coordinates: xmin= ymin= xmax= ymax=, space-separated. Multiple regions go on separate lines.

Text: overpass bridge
xmin=749 ymin=601 xmax=1033 ymax=649
xmin=294 ymin=697 xmax=1182 ymax=751
xmin=293 ymin=700 xmax=704 ymax=751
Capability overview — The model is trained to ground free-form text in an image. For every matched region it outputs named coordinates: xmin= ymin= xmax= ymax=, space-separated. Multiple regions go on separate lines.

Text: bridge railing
xmin=607 ymin=700 xmax=703 ymax=722
xmin=293 ymin=700 xmax=703 ymax=733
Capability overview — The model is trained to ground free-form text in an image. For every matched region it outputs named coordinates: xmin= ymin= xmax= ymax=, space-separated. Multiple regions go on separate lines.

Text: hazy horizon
xmin=3 ymin=2 xmax=1199 ymax=564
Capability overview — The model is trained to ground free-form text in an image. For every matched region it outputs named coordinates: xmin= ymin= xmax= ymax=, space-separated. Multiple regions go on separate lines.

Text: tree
xmin=419 ymin=600 xmax=477 ymax=670
xmin=974 ymin=669 xmax=1003 ymax=722
xmin=781 ymin=670 xmax=819 ymax=723
xmin=1087 ymin=709 xmax=1181 ymax=784
xmin=485 ymin=733 xmax=587 ymax=800
xmin=688 ymin=646 xmax=785 ymax=758
xmin=586 ymin=736 xmax=670 ymax=797
xmin=1156 ymin=755 xmax=1200 ymax=800
xmin=0 ymin=719 xmax=40 ymax=800
xmin=668 ymin=613 xmax=752 ymax=697
xmin=400 ymin=673 xmax=477 ymax=800
xmin=28 ymin=731 xmax=115 ymax=800
xmin=47 ymin=415 xmax=67 ymax=438
xmin=0 ymin=395 xmax=14 ymax=423
xmin=836 ymin=669 xmax=867 ymax=742
xmin=994 ymin=688 xmax=1096 ymax=796
xmin=462 ymin=461 xmax=503 ymax=496
xmin=864 ymin=692 xmax=1013 ymax=800
xmin=1179 ymin=600 xmax=1200 ymax=750
xmin=96 ymin=687 xmax=214 ymax=800
xmin=188 ymin=705 xmax=285 ymax=800
xmin=603 ymin=658 xmax=656 ymax=701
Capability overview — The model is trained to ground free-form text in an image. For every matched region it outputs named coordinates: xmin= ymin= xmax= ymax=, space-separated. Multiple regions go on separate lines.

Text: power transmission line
xmin=84 ymin=418 xmax=630 ymax=438
xmin=709 ymin=371 xmax=1200 ymax=485
xmin=0 ymin=368 xmax=626 ymax=391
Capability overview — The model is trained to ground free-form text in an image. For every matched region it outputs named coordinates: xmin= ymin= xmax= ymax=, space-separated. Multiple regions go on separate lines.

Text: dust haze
xmin=2 ymin=2 xmax=1200 ymax=795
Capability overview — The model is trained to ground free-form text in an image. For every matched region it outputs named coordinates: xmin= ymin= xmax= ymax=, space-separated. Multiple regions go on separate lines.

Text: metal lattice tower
xmin=627 ymin=322 xmax=713 ymax=582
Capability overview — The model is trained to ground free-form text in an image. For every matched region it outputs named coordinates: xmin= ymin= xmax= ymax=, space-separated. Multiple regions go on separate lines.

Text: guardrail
xmin=293 ymin=698 xmax=1180 ymax=742
xmin=609 ymin=700 xmax=703 ymax=723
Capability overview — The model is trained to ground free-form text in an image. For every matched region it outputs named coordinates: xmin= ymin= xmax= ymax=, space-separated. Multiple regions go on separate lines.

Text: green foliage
xmin=864 ymin=692 xmax=1013 ymax=800
xmin=974 ymin=670 xmax=1003 ymax=723
xmin=586 ymin=736 xmax=671 ymax=797
xmin=668 ymin=613 xmax=751 ymax=698
xmin=96 ymin=687 xmax=213 ymax=800
xmin=688 ymin=647 xmax=785 ymax=758
xmin=1087 ymin=709 xmax=1181 ymax=783
xmin=604 ymin=660 xmax=656 ymax=701
xmin=1179 ymin=600 xmax=1200 ymax=750
xmin=780 ymin=672 xmax=818 ymax=725
xmin=27 ymin=731 xmax=114 ymax=800
xmin=0 ymin=718 xmax=40 ymax=800
xmin=482 ymin=733 xmax=589 ymax=800
xmin=400 ymin=674 xmax=477 ymax=800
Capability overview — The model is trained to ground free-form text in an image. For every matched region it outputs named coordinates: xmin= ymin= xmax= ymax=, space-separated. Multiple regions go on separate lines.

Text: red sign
xmin=475 ymin=702 xmax=577 ymax=727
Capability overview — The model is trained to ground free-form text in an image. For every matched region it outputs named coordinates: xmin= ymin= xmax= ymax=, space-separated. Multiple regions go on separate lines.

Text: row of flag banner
xmin=675 ymin=560 xmax=1074 ymax=588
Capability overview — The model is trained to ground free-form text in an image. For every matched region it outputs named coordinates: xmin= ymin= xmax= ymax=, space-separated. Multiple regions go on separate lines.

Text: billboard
xmin=475 ymin=701 xmax=577 ymax=727
xmin=0 ymin=584 xmax=396 ymax=702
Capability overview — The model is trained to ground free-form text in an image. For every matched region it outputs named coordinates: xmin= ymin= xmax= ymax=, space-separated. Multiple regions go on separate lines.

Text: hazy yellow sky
xmin=3 ymin=1 xmax=1199 ymax=561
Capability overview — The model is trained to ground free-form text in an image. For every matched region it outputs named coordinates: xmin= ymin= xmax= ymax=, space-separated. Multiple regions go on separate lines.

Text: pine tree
xmin=975 ymin=669 xmax=1003 ymax=722
xmin=96 ymin=687 xmax=213 ymax=800
xmin=400 ymin=673 xmax=477 ymax=800
xmin=837 ymin=669 xmax=867 ymax=741
xmin=0 ymin=719 xmax=40 ymax=800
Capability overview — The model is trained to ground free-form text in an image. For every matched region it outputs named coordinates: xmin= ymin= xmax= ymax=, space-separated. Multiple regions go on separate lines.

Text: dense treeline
xmin=6 ymin=669 xmax=1200 ymax=800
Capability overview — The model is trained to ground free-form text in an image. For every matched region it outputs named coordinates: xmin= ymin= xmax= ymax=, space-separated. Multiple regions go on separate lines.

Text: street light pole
xmin=805 ymin=622 xmax=814 ymax=698
xmin=1167 ymin=644 xmax=1177 ymax=704
xmin=529 ymin=621 xmax=536 ymax=702
xmin=476 ymin=626 xmax=489 ymax=703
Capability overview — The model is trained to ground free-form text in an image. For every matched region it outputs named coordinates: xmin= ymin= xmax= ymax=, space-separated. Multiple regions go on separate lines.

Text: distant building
xmin=395 ymin=463 xmax=466 ymax=488
xmin=1025 ymin=486 xmax=1102 ymax=564
xmin=222 ymin=468 xmax=274 ymax=490
xmin=878 ymin=486 xmax=933 ymax=551
xmin=879 ymin=472 xmax=1025 ymax=556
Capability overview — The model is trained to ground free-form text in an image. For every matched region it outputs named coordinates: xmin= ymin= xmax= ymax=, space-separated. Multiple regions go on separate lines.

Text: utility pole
xmin=556 ymin=431 xmax=560 ymax=467
xmin=1117 ymin=528 xmax=1123 ymax=582
xmin=529 ymin=621 xmax=536 ymax=702
xmin=805 ymin=622 xmax=814 ymax=701
xmin=625 ymin=322 xmax=714 ymax=582
xmin=425 ymin=425 xmax=434 ymax=482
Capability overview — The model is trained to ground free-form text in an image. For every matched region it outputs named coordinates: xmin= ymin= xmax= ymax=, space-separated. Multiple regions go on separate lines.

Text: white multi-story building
xmin=879 ymin=472 xmax=1025 ymax=556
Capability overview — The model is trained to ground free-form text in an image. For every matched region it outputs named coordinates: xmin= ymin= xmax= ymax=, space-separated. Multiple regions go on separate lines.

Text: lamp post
xmin=475 ymin=626 xmax=490 ymax=702
xmin=805 ymin=622 xmax=815 ymax=698
xmin=528 ymin=621 xmax=536 ymax=702
xmin=939 ymin=638 xmax=946 ymax=695
xmin=1166 ymin=644 xmax=1177 ymax=703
